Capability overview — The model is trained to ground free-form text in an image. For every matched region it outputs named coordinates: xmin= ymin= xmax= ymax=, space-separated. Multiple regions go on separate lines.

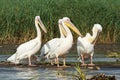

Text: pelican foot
xmin=51 ymin=63 xmax=54 ymax=65
xmin=28 ymin=64 xmax=37 ymax=67
xmin=88 ymin=63 xmax=95 ymax=67
xmin=61 ymin=65 xmax=70 ymax=68
xmin=81 ymin=63 xmax=87 ymax=66
xmin=54 ymin=62 xmax=57 ymax=64
xmin=57 ymin=65 xmax=60 ymax=68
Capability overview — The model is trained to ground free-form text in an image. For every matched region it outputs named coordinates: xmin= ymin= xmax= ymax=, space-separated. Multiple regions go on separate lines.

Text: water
xmin=0 ymin=66 xmax=120 ymax=80
xmin=0 ymin=55 xmax=120 ymax=80
xmin=0 ymin=67 xmax=73 ymax=80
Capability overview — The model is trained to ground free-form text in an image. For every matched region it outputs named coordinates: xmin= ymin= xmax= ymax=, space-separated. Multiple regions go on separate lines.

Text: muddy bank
xmin=0 ymin=61 xmax=120 ymax=68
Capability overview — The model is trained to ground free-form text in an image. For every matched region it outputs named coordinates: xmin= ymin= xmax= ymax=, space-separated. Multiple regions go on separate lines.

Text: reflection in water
xmin=0 ymin=67 xmax=40 ymax=80
xmin=0 ymin=67 xmax=120 ymax=80
xmin=0 ymin=67 xmax=73 ymax=80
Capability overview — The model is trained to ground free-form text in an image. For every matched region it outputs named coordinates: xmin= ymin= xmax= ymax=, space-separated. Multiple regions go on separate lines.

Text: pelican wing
xmin=16 ymin=39 xmax=38 ymax=58
xmin=7 ymin=38 xmax=39 ymax=62
xmin=77 ymin=36 xmax=94 ymax=55
xmin=40 ymin=38 xmax=64 ymax=59
xmin=16 ymin=39 xmax=38 ymax=55
xmin=47 ymin=37 xmax=73 ymax=59
xmin=77 ymin=37 xmax=86 ymax=49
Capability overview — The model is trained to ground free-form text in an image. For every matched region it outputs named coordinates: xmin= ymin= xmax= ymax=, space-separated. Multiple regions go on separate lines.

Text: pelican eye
xmin=36 ymin=16 xmax=40 ymax=20
xmin=66 ymin=19 xmax=70 ymax=22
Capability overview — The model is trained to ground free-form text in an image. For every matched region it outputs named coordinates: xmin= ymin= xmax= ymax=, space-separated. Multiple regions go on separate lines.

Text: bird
xmin=77 ymin=24 xmax=102 ymax=66
xmin=39 ymin=19 xmax=66 ymax=65
xmin=40 ymin=17 xmax=82 ymax=67
xmin=7 ymin=16 xmax=47 ymax=66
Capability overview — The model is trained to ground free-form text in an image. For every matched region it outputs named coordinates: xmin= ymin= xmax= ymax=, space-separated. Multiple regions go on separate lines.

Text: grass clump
xmin=73 ymin=64 xmax=86 ymax=80
xmin=56 ymin=64 xmax=86 ymax=80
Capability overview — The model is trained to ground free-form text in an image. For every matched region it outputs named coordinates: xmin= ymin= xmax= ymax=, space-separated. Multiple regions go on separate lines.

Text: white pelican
xmin=39 ymin=19 xmax=66 ymax=65
xmin=42 ymin=17 xmax=82 ymax=67
xmin=77 ymin=24 xmax=102 ymax=66
xmin=7 ymin=16 xmax=47 ymax=66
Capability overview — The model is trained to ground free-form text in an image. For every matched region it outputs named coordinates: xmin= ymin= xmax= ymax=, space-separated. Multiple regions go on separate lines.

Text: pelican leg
xmin=88 ymin=54 xmax=95 ymax=66
xmin=28 ymin=56 xmax=32 ymax=66
xmin=50 ymin=60 xmax=54 ymax=65
xmin=62 ymin=55 xmax=70 ymax=67
xmin=54 ymin=58 xmax=57 ymax=64
xmin=56 ymin=57 xmax=59 ymax=67
xmin=81 ymin=54 xmax=87 ymax=66
xmin=63 ymin=55 xmax=66 ymax=67
xmin=28 ymin=56 xmax=36 ymax=66
xmin=51 ymin=58 xmax=58 ymax=65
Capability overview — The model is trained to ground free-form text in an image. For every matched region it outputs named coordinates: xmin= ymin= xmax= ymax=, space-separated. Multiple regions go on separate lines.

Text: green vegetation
xmin=0 ymin=0 xmax=120 ymax=44
xmin=56 ymin=64 xmax=86 ymax=80
xmin=73 ymin=64 xmax=86 ymax=80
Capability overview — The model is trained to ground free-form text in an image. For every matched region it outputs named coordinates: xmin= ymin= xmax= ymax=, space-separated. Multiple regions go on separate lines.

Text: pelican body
xmin=7 ymin=16 xmax=47 ymax=66
xmin=39 ymin=19 xmax=66 ymax=62
xmin=77 ymin=24 xmax=102 ymax=66
xmin=40 ymin=17 xmax=82 ymax=67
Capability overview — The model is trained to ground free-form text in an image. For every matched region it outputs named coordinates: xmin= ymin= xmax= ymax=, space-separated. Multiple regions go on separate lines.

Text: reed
xmin=0 ymin=0 xmax=120 ymax=44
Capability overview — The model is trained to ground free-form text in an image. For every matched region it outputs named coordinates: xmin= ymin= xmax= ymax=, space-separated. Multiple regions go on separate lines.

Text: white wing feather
xmin=39 ymin=38 xmax=64 ymax=60
xmin=16 ymin=38 xmax=38 ymax=57
xmin=7 ymin=38 xmax=39 ymax=63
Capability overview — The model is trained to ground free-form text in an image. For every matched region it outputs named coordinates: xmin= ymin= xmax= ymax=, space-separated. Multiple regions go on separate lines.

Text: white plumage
xmin=39 ymin=19 xmax=66 ymax=61
xmin=7 ymin=16 xmax=47 ymax=66
xmin=40 ymin=17 xmax=82 ymax=67
xmin=77 ymin=24 xmax=102 ymax=66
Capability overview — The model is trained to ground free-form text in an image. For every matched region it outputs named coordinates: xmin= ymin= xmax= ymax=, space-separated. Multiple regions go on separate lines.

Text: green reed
xmin=0 ymin=0 xmax=120 ymax=44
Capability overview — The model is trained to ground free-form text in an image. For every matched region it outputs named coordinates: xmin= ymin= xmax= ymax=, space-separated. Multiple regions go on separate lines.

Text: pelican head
xmin=92 ymin=24 xmax=102 ymax=33
xmin=35 ymin=16 xmax=47 ymax=33
xmin=91 ymin=24 xmax=102 ymax=44
xmin=58 ymin=19 xmax=62 ymax=24
xmin=62 ymin=17 xmax=82 ymax=37
xmin=58 ymin=19 xmax=67 ymax=37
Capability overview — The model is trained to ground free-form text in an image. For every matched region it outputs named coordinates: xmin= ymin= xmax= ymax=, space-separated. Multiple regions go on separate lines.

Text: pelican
xmin=77 ymin=24 xmax=102 ymax=66
xmin=42 ymin=17 xmax=82 ymax=67
xmin=7 ymin=16 xmax=47 ymax=66
xmin=39 ymin=19 xmax=66 ymax=65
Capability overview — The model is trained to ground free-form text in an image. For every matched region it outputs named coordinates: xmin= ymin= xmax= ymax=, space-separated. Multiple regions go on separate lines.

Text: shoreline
xmin=0 ymin=61 xmax=120 ymax=68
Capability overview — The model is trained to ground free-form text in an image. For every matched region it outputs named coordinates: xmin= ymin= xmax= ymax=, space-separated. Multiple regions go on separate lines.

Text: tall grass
xmin=0 ymin=0 xmax=120 ymax=44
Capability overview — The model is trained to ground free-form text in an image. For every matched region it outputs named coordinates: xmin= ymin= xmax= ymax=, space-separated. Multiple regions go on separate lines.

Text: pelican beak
xmin=64 ymin=20 xmax=82 ymax=37
xmin=38 ymin=19 xmax=47 ymax=33
xmin=95 ymin=31 xmax=100 ymax=40
xmin=92 ymin=30 xmax=101 ymax=45
xmin=59 ymin=24 xmax=67 ymax=36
